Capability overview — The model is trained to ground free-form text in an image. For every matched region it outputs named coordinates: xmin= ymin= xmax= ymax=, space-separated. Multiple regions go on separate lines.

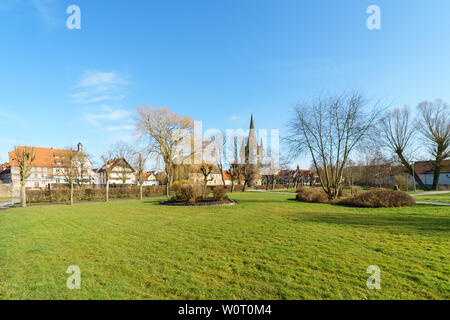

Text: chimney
xmin=77 ymin=142 xmax=83 ymax=152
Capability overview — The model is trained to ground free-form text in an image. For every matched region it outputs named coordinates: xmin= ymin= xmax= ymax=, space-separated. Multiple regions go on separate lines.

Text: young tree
xmin=228 ymin=163 xmax=241 ymax=193
xmin=73 ymin=152 xmax=92 ymax=187
xmin=101 ymin=153 xmax=114 ymax=202
xmin=380 ymin=107 xmax=429 ymax=190
xmin=136 ymin=106 xmax=193 ymax=197
xmin=14 ymin=147 xmax=35 ymax=208
xmin=286 ymin=92 xmax=382 ymax=200
xmin=417 ymin=100 xmax=450 ymax=190
xmin=199 ymin=161 xmax=214 ymax=198
xmin=135 ymin=152 xmax=147 ymax=200
xmin=59 ymin=148 xmax=78 ymax=206
xmin=111 ymin=141 xmax=136 ymax=184
xmin=241 ymin=164 xmax=257 ymax=192
xmin=212 ymin=136 xmax=227 ymax=186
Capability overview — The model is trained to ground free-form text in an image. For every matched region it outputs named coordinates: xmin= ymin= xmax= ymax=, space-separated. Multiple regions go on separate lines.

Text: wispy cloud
xmin=31 ymin=0 xmax=60 ymax=26
xmin=85 ymin=105 xmax=131 ymax=127
xmin=1 ymin=0 xmax=61 ymax=26
xmin=69 ymin=71 xmax=128 ymax=104
xmin=70 ymin=70 xmax=134 ymax=135
xmin=230 ymin=115 xmax=247 ymax=123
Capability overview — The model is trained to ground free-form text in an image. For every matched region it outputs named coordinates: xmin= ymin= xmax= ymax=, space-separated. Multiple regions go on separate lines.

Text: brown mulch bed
xmin=160 ymin=198 xmax=236 ymax=207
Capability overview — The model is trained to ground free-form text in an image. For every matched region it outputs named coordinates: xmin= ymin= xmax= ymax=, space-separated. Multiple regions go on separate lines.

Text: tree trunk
xmin=20 ymin=182 xmax=26 ymax=208
xmin=398 ymin=153 xmax=429 ymax=191
xmin=106 ymin=180 xmax=109 ymax=202
xmin=432 ymin=153 xmax=444 ymax=190
xmin=70 ymin=181 xmax=74 ymax=205
xmin=140 ymin=184 xmax=143 ymax=200
xmin=231 ymin=180 xmax=235 ymax=193
xmin=243 ymin=182 xmax=247 ymax=192
xmin=166 ymin=180 xmax=170 ymax=197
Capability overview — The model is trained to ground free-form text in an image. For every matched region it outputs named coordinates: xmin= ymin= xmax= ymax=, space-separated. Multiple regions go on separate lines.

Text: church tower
xmin=247 ymin=114 xmax=258 ymax=167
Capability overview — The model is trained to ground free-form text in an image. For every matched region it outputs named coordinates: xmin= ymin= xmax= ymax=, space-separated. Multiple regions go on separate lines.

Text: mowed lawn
xmin=0 ymin=193 xmax=448 ymax=300
xmin=414 ymin=193 xmax=450 ymax=204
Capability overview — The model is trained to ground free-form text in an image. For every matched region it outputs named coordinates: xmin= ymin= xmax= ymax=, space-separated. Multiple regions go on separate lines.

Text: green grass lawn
xmin=0 ymin=193 xmax=448 ymax=300
xmin=414 ymin=193 xmax=450 ymax=204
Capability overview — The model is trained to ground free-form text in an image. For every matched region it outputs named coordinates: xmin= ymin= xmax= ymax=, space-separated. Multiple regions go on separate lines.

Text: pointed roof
xmin=250 ymin=114 xmax=255 ymax=130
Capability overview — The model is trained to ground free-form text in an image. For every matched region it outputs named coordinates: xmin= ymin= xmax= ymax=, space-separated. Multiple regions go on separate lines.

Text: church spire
xmin=250 ymin=114 xmax=255 ymax=130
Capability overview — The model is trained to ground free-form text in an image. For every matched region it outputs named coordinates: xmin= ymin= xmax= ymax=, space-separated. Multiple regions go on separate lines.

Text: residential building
xmin=97 ymin=158 xmax=136 ymax=185
xmin=0 ymin=143 xmax=95 ymax=189
xmin=136 ymin=171 xmax=160 ymax=186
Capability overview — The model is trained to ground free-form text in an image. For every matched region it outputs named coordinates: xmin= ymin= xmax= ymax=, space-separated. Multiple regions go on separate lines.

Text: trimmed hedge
xmin=26 ymin=186 xmax=166 ymax=203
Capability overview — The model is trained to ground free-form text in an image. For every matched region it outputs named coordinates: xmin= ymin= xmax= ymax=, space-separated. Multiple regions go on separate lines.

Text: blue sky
xmin=1 ymin=0 xmax=450 ymax=167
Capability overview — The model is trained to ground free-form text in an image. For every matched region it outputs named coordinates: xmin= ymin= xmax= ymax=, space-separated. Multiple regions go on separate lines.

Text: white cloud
xmin=76 ymin=71 xmax=126 ymax=88
xmin=85 ymin=105 xmax=131 ymax=127
xmin=69 ymin=70 xmax=127 ymax=104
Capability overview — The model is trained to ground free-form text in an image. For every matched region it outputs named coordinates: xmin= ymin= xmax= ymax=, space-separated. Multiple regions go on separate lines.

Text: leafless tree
xmin=213 ymin=136 xmax=227 ymax=186
xmin=417 ymin=100 xmax=450 ymax=190
xmin=136 ymin=106 xmax=193 ymax=197
xmin=241 ymin=164 xmax=257 ymax=192
xmin=73 ymin=151 xmax=92 ymax=187
xmin=101 ymin=152 xmax=114 ymax=202
xmin=135 ymin=152 xmax=147 ymax=200
xmin=199 ymin=161 xmax=214 ymax=198
xmin=59 ymin=148 xmax=78 ymax=205
xmin=110 ymin=142 xmax=137 ymax=184
xmin=380 ymin=106 xmax=428 ymax=190
xmin=14 ymin=146 xmax=35 ymax=208
xmin=286 ymin=92 xmax=382 ymax=200
xmin=228 ymin=163 xmax=241 ymax=193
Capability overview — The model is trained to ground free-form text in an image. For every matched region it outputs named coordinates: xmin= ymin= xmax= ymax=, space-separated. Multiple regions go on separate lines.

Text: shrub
xmin=26 ymin=186 xmax=166 ymax=203
xmin=296 ymin=188 xmax=329 ymax=204
xmin=180 ymin=184 xmax=202 ymax=204
xmin=170 ymin=180 xmax=191 ymax=200
xmin=213 ymin=186 xmax=228 ymax=201
xmin=338 ymin=190 xmax=416 ymax=208
xmin=351 ymin=186 xmax=363 ymax=196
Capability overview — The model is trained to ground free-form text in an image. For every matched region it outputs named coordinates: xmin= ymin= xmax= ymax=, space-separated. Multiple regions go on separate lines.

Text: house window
xmin=35 ymin=182 xmax=39 ymax=187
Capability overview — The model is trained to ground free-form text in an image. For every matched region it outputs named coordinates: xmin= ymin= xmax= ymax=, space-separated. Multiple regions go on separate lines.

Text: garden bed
xmin=160 ymin=198 xmax=236 ymax=207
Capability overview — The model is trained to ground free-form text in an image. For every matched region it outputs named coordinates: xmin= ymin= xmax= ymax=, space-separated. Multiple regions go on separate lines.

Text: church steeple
xmin=250 ymin=114 xmax=255 ymax=130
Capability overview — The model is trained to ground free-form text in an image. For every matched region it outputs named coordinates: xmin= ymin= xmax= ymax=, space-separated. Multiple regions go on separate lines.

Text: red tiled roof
xmin=222 ymin=170 xmax=231 ymax=180
xmin=8 ymin=146 xmax=85 ymax=168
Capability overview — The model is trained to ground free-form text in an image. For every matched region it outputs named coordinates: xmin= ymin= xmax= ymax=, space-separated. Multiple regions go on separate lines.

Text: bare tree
xmin=100 ymin=153 xmax=114 ymax=202
xmin=213 ymin=136 xmax=227 ymax=186
xmin=417 ymin=100 xmax=450 ymax=190
xmin=286 ymin=92 xmax=382 ymax=200
xmin=380 ymin=106 xmax=428 ymax=191
xmin=136 ymin=106 xmax=193 ymax=197
xmin=199 ymin=161 xmax=214 ymax=198
xmin=73 ymin=151 xmax=92 ymax=187
xmin=59 ymin=148 xmax=78 ymax=205
xmin=14 ymin=147 xmax=35 ymax=208
xmin=241 ymin=164 xmax=257 ymax=192
xmin=135 ymin=152 xmax=147 ymax=200
xmin=228 ymin=163 xmax=241 ymax=193
xmin=110 ymin=142 xmax=137 ymax=184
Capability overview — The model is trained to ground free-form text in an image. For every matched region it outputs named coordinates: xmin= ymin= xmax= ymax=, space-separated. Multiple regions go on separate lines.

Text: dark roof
xmin=414 ymin=160 xmax=450 ymax=174
xmin=98 ymin=158 xmax=135 ymax=173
